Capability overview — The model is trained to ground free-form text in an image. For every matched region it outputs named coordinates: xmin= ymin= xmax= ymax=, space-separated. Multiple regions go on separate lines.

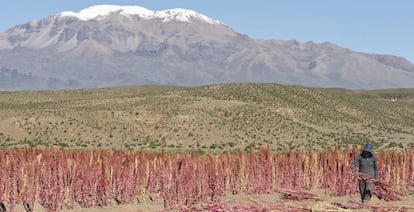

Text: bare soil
xmin=6 ymin=190 xmax=414 ymax=211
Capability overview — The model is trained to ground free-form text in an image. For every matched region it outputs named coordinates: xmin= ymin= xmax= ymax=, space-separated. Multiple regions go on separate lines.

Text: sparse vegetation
xmin=0 ymin=83 xmax=413 ymax=151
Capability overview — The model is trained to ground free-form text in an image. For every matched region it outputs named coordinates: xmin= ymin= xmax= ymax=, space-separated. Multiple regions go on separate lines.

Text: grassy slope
xmin=0 ymin=83 xmax=413 ymax=151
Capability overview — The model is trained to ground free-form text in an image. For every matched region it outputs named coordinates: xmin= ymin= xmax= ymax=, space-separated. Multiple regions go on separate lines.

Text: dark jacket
xmin=351 ymin=152 xmax=379 ymax=179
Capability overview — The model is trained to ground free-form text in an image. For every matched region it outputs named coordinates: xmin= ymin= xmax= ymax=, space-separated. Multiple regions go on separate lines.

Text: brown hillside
xmin=0 ymin=83 xmax=413 ymax=152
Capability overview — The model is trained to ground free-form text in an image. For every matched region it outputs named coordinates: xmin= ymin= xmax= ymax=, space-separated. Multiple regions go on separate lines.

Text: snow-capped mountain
xmin=0 ymin=5 xmax=413 ymax=90
xmin=59 ymin=5 xmax=222 ymax=24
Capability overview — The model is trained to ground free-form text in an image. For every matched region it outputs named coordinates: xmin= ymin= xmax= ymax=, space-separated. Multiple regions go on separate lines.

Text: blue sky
xmin=1 ymin=0 xmax=413 ymax=63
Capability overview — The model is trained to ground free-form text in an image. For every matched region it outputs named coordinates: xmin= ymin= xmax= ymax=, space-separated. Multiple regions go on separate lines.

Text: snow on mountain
xmin=60 ymin=5 xmax=223 ymax=24
xmin=1 ymin=4 xmax=414 ymax=90
xmin=155 ymin=8 xmax=222 ymax=24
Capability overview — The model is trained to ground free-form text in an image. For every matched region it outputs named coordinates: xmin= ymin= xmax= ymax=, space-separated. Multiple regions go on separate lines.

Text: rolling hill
xmin=0 ymin=83 xmax=413 ymax=151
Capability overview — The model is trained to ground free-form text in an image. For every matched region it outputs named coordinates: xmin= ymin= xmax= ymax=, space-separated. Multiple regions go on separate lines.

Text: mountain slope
xmin=0 ymin=83 xmax=413 ymax=151
xmin=0 ymin=5 xmax=413 ymax=90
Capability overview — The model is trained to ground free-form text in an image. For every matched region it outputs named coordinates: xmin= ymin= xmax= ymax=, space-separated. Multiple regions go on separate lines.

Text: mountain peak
xmin=59 ymin=5 xmax=223 ymax=25
xmin=1 ymin=4 xmax=414 ymax=90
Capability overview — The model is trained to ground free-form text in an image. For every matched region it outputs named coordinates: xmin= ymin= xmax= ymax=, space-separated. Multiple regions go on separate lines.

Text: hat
xmin=363 ymin=143 xmax=374 ymax=153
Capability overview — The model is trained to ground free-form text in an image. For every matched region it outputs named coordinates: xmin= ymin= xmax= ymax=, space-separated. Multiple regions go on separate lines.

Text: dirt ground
xmin=6 ymin=189 xmax=414 ymax=212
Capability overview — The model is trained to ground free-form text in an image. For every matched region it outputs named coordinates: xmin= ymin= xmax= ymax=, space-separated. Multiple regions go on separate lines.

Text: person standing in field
xmin=350 ymin=143 xmax=379 ymax=203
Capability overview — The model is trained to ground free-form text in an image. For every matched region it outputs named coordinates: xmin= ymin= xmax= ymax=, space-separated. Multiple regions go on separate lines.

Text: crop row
xmin=0 ymin=146 xmax=413 ymax=211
